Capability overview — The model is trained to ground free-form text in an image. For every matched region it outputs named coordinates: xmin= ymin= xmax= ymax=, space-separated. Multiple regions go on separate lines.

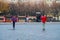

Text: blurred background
xmin=0 ymin=0 xmax=60 ymax=22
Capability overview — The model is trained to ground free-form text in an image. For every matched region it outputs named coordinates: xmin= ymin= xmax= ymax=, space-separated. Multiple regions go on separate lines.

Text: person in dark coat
xmin=36 ymin=14 xmax=41 ymax=22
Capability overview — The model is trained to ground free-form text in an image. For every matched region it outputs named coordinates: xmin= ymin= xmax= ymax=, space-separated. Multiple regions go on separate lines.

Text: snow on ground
xmin=0 ymin=22 xmax=60 ymax=40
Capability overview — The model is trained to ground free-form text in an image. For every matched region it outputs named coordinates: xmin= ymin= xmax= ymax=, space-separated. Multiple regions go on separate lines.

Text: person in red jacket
xmin=41 ymin=14 xmax=47 ymax=31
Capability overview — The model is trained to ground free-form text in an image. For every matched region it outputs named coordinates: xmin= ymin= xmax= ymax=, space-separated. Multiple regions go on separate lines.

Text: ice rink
xmin=0 ymin=22 xmax=60 ymax=40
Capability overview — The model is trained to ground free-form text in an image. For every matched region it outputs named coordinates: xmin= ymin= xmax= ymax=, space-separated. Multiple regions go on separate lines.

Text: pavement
xmin=0 ymin=22 xmax=60 ymax=40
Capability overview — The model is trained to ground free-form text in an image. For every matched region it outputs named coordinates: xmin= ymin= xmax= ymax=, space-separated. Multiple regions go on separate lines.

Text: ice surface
xmin=0 ymin=22 xmax=60 ymax=40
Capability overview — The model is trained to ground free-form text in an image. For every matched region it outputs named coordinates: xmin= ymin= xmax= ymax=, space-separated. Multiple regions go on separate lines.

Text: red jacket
xmin=41 ymin=16 xmax=47 ymax=23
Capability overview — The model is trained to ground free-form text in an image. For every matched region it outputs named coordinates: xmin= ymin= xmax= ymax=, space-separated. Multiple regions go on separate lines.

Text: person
xmin=3 ymin=16 xmax=6 ymax=22
xmin=36 ymin=14 xmax=41 ymax=22
xmin=11 ymin=16 xmax=17 ymax=30
xmin=25 ymin=15 xmax=29 ymax=22
xmin=41 ymin=14 xmax=47 ymax=31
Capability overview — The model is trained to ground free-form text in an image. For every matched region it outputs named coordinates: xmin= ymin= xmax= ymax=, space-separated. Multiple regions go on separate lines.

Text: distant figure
xmin=11 ymin=16 xmax=17 ymax=30
xmin=25 ymin=15 xmax=29 ymax=22
xmin=3 ymin=16 xmax=6 ymax=22
xmin=41 ymin=15 xmax=47 ymax=31
xmin=36 ymin=14 xmax=41 ymax=22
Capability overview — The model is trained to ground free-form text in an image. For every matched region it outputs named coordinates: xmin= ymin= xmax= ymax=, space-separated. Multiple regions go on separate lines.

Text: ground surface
xmin=0 ymin=22 xmax=60 ymax=40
